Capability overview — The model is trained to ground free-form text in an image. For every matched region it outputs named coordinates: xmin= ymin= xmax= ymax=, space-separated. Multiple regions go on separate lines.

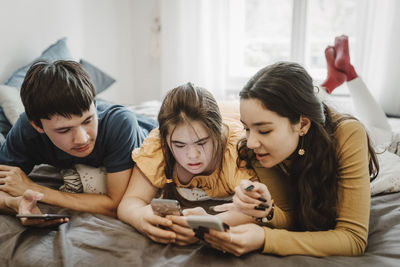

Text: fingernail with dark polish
xmin=258 ymin=197 xmax=267 ymax=202
xmin=254 ymin=206 xmax=266 ymax=211
xmin=223 ymin=223 xmax=230 ymax=230
xmin=245 ymin=185 xmax=255 ymax=192
xmin=257 ymin=203 xmax=269 ymax=209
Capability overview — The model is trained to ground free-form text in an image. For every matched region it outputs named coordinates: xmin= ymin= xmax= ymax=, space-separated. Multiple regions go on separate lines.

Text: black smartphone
xmin=16 ymin=214 xmax=70 ymax=221
xmin=150 ymin=198 xmax=182 ymax=216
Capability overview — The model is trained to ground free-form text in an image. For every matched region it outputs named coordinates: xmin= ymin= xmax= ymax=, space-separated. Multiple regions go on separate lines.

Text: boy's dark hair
xmin=20 ymin=60 xmax=96 ymax=128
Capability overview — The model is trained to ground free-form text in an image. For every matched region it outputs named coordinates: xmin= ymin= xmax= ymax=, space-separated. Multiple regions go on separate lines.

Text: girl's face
xmin=240 ymin=98 xmax=303 ymax=168
xmin=167 ymin=121 xmax=215 ymax=175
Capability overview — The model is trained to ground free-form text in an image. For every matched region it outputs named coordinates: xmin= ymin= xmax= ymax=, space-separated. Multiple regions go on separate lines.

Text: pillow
xmin=370 ymin=150 xmax=400 ymax=195
xmin=0 ymin=85 xmax=24 ymax=125
xmin=59 ymin=164 xmax=107 ymax=194
xmin=75 ymin=164 xmax=107 ymax=194
xmin=0 ymin=106 xmax=12 ymax=136
xmin=0 ymin=132 xmax=5 ymax=146
xmin=4 ymin=37 xmax=74 ymax=88
xmin=80 ymin=59 xmax=116 ymax=94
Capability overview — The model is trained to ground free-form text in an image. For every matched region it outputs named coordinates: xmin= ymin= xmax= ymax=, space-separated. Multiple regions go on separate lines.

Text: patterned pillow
xmin=75 ymin=164 xmax=107 ymax=194
xmin=59 ymin=164 xmax=107 ymax=194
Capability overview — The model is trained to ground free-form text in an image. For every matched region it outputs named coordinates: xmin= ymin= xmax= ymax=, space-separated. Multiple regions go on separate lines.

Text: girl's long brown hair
xmin=157 ymin=83 xmax=223 ymax=180
xmin=237 ymin=62 xmax=378 ymax=231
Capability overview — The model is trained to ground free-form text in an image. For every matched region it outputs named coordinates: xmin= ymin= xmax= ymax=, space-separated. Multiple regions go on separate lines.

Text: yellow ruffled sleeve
xmin=131 ymin=128 xmax=168 ymax=189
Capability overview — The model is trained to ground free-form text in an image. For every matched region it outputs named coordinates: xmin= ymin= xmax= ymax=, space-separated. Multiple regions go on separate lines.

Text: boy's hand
xmin=18 ymin=189 xmax=68 ymax=227
xmin=0 ymin=165 xmax=37 ymax=196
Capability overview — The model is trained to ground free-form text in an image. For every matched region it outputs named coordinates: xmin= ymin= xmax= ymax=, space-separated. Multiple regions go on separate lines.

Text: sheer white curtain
xmin=160 ymin=0 xmax=400 ymax=107
xmin=354 ymin=0 xmax=400 ymax=116
xmin=160 ymin=0 xmax=229 ymax=100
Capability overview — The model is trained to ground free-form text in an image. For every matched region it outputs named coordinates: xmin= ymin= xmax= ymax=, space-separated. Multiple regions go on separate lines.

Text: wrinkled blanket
xmin=0 ymin=165 xmax=399 ymax=266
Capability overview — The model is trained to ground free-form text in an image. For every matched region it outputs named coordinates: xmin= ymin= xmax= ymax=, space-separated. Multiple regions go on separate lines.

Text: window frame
xmin=225 ymin=0 xmax=365 ymax=97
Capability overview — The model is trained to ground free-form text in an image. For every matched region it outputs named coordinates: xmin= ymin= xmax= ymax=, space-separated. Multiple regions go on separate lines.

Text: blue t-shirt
xmin=0 ymin=101 xmax=157 ymax=174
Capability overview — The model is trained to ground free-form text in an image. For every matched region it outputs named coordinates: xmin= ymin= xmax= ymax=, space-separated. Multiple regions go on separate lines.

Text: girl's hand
xmin=204 ymin=223 xmax=265 ymax=256
xmin=213 ymin=180 xmax=273 ymax=219
xmin=165 ymin=207 xmax=209 ymax=246
xmin=137 ymin=205 xmax=177 ymax=244
xmin=166 ymin=215 xmax=197 ymax=246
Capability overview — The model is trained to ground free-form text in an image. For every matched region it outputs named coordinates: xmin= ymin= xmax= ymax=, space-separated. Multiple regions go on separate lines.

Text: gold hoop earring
xmin=298 ymin=133 xmax=305 ymax=156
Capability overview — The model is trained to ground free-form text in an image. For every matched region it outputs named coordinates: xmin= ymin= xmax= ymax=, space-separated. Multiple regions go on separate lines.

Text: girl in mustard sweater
xmin=204 ymin=38 xmax=378 ymax=256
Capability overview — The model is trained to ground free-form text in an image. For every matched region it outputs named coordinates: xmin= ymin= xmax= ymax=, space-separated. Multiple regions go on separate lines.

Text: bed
xmin=0 ymin=165 xmax=399 ymax=266
xmin=1 ymin=39 xmax=400 ymax=267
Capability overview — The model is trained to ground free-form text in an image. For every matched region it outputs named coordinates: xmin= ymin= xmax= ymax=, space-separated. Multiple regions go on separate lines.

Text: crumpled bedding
xmin=1 ymin=98 xmax=400 ymax=266
xmin=371 ymin=150 xmax=400 ymax=195
xmin=0 ymin=165 xmax=399 ymax=267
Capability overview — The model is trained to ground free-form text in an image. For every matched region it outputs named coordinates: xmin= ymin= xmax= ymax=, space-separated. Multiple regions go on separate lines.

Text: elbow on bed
xmin=116 ymin=203 xmax=123 ymax=220
xmin=353 ymin=238 xmax=367 ymax=256
xmin=345 ymin=231 xmax=368 ymax=256
xmin=116 ymin=198 xmax=128 ymax=222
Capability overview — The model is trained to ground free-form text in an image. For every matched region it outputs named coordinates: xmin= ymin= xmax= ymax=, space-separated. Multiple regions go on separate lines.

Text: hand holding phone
xmin=150 ymin=198 xmax=182 ymax=216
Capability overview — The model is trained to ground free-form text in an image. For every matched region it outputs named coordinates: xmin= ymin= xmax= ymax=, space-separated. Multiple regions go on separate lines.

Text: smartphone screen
xmin=16 ymin=214 xmax=70 ymax=221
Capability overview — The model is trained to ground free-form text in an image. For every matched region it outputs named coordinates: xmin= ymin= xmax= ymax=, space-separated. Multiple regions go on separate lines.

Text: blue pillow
xmin=0 ymin=106 xmax=12 ymax=136
xmin=4 ymin=37 xmax=73 ymax=88
xmin=80 ymin=59 xmax=116 ymax=94
xmin=0 ymin=132 xmax=5 ymax=146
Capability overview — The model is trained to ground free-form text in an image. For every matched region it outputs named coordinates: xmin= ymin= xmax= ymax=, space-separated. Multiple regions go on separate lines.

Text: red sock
xmin=321 ymin=46 xmax=346 ymax=94
xmin=334 ymin=35 xmax=357 ymax=81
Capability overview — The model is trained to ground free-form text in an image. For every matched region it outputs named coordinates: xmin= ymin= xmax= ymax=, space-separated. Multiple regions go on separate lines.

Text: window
xmin=226 ymin=0 xmax=360 ymax=98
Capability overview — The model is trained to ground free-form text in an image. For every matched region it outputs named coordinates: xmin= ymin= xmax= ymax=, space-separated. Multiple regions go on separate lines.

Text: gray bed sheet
xmin=0 ymin=165 xmax=399 ymax=267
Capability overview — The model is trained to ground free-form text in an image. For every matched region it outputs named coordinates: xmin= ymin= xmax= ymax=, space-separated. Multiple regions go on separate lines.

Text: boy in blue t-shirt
xmin=0 ymin=60 xmax=156 ymax=226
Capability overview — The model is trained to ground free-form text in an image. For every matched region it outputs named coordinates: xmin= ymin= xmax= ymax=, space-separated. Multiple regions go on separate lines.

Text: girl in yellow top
xmin=117 ymin=83 xmax=256 ymax=245
xmin=204 ymin=39 xmax=378 ymax=256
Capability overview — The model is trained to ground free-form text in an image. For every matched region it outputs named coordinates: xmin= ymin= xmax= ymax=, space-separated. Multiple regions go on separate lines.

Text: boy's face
xmin=31 ymin=103 xmax=98 ymax=158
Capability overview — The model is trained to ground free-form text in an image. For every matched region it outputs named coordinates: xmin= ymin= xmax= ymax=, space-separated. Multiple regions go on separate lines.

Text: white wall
xmin=0 ymin=0 xmax=161 ymax=105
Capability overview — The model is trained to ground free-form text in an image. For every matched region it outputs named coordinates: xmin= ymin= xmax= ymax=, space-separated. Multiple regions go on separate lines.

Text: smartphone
xmin=150 ymin=198 xmax=182 ymax=216
xmin=186 ymin=215 xmax=227 ymax=231
xmin=16 ymin=214 xmax=70 ymax=221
